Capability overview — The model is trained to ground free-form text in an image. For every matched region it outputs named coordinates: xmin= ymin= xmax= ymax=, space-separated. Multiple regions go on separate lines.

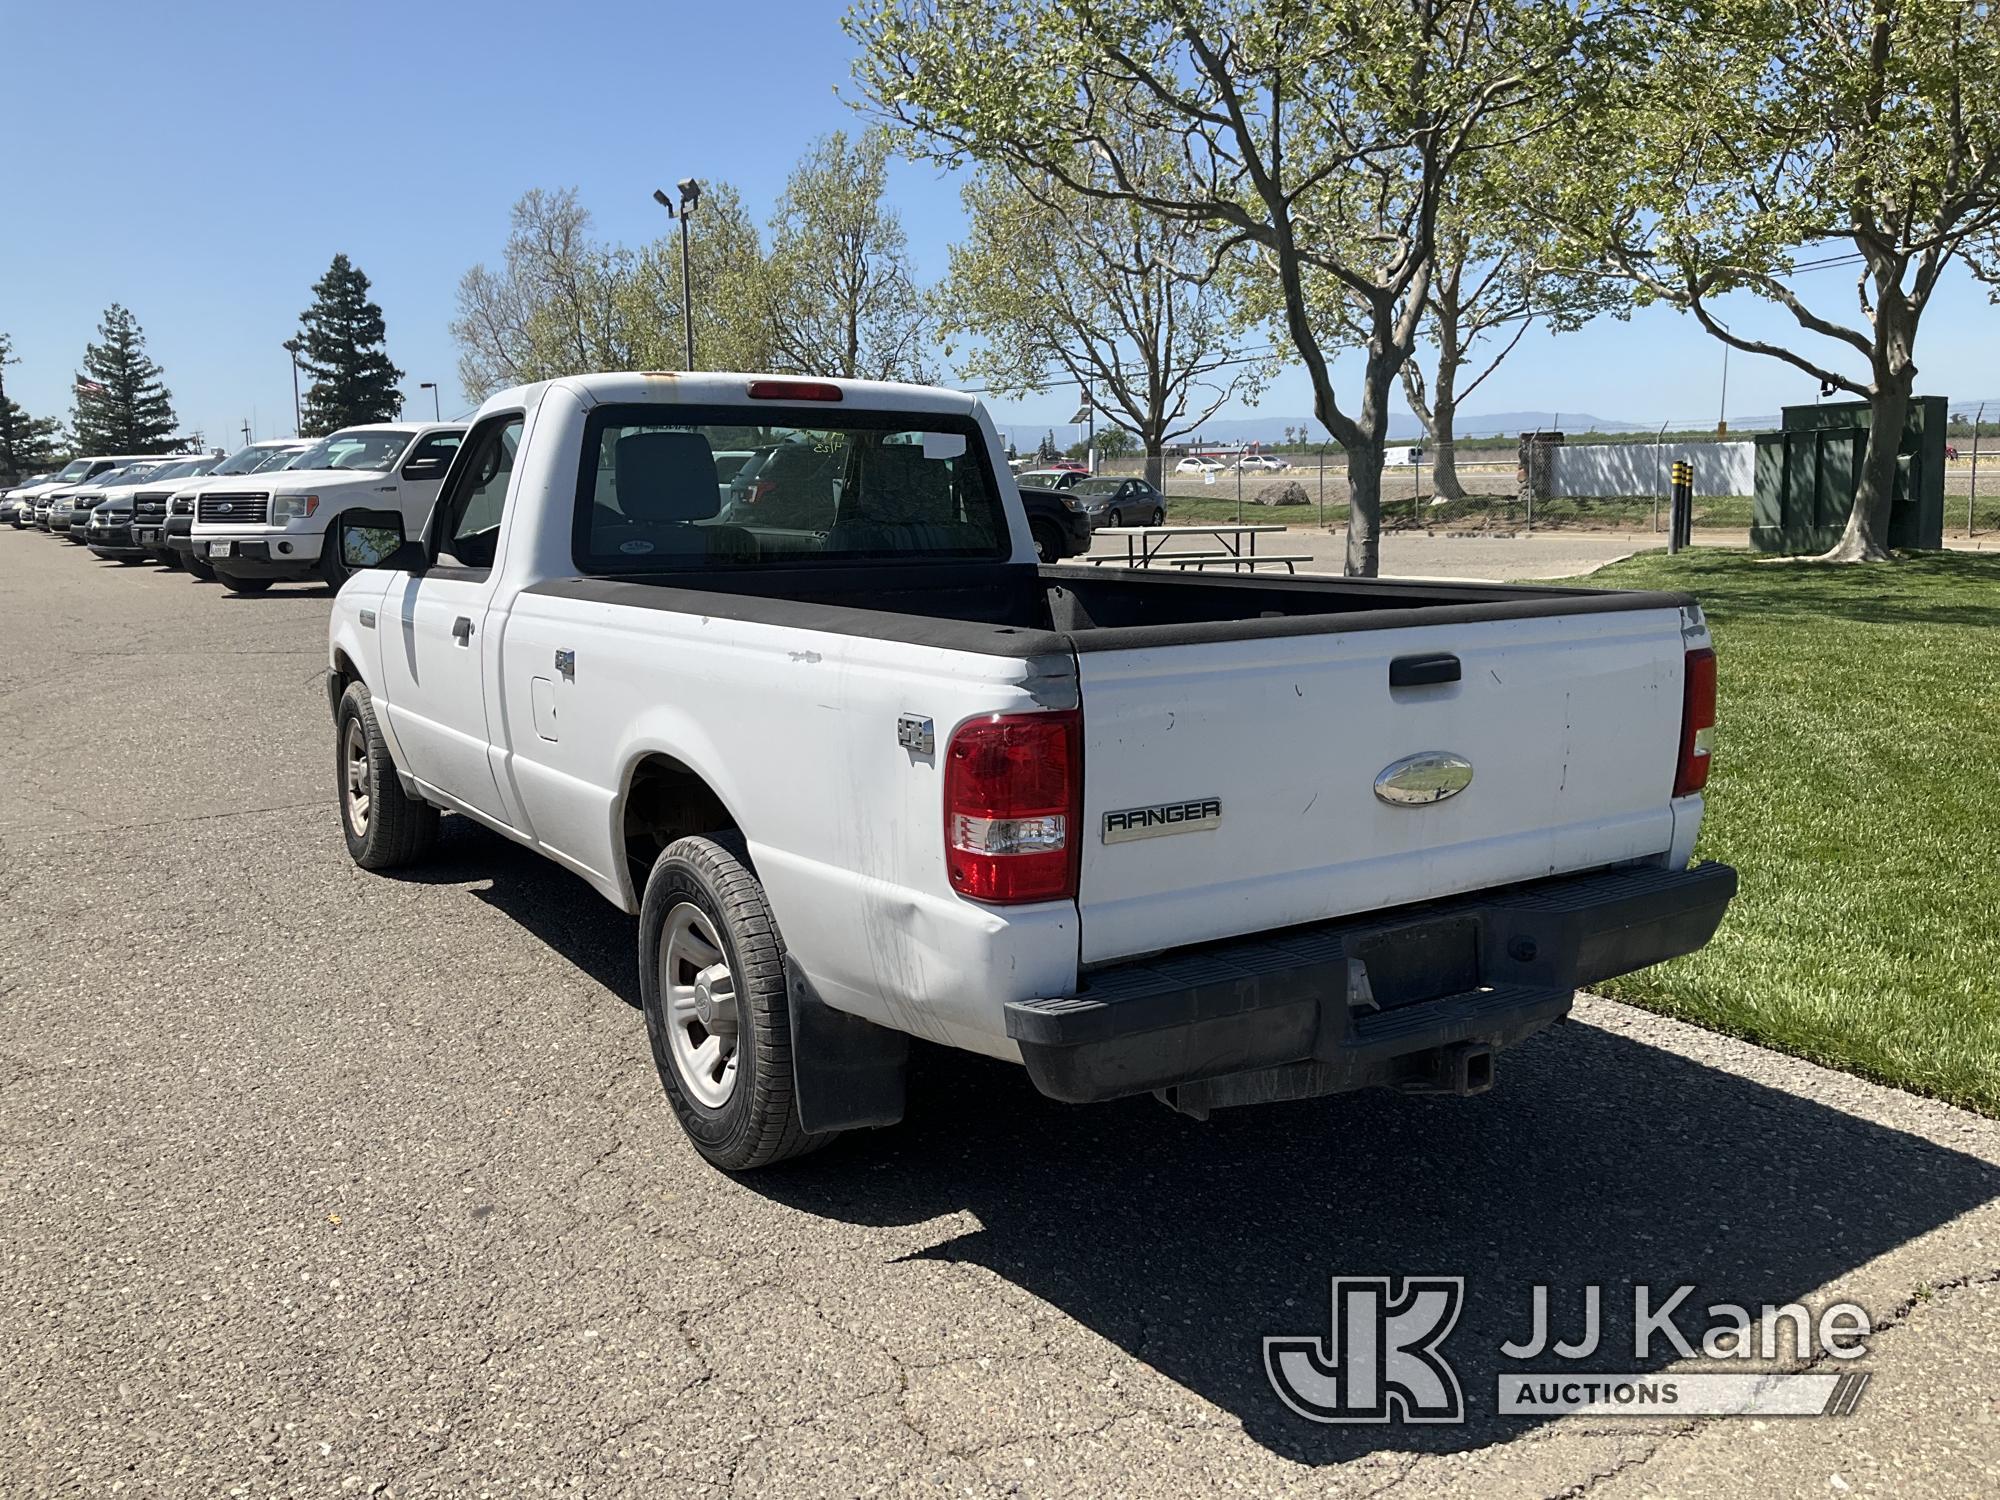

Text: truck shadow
xmin=393 ymin=817 xmax=1999 ymax=1462
xmin=747 ymin=1018 xmax=2000 ymax=1462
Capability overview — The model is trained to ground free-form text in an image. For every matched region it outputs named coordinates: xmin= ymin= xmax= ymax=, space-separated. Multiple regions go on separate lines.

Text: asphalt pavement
xmin=2 ymin=536 xmax=1996 ymax=1497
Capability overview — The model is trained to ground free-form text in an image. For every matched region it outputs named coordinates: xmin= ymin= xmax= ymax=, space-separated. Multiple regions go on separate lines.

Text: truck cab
xmin=193 ymin=422 xmax=464 ymax=593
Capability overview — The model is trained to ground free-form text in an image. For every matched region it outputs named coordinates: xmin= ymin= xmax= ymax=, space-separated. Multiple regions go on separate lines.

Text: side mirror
xmin=338 ymin=509 xmax=426 ymax=572
xmin=400 ymin=457 xmax=449 ymax=482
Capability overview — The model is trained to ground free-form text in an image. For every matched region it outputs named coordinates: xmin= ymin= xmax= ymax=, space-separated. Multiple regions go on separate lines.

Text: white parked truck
xmin=325 ymin=373 xmax=1734 ymax=1170
xmin=193 ymin=422 xmax=464 ymax=593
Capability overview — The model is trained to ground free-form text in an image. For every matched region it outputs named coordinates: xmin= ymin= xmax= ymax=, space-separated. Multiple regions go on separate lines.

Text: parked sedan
xmin=1063 ymin=476 xmax=1167 ymax=527
xmin=1173 ymin=455 xmax=1225 ymax=475
xmin=1235 ymin=453 xmax=1291 ymax=471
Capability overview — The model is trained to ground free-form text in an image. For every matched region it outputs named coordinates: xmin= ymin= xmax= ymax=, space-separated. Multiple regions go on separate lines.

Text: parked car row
xmin=0 ymin=421 xmax=467 ymax=591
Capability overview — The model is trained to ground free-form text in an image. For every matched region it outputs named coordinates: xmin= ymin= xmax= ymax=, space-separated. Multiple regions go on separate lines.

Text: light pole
xmin=281 ymin=338 xmax=304 ymax=434
xmin=419 ymin=382 xmax=440 ymax=421
xmin=651 ymin=177 xmax=702 ymax=370
xmin=1715 ymin=323 xmax=1731 ymax=435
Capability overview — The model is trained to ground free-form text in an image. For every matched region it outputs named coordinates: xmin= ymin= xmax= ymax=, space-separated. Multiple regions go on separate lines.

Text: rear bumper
xmin=1004 ymin=861 xmax=1737 ymax=1107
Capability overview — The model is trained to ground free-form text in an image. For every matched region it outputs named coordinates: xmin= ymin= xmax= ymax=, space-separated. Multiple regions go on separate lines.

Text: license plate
xmin=208 ymin=541 xmax=232 ymax=559
xmin=135 ymin=529 xmax=157 ymax=545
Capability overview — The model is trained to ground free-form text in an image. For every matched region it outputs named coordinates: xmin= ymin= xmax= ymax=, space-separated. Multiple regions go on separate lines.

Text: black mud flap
xmin=785 ymin=959 xmax=909 ymax=1134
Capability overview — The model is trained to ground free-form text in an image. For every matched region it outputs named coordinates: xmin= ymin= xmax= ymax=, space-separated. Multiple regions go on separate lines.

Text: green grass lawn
xmin=1542 ymin=549 xmax=2000 ymax=1113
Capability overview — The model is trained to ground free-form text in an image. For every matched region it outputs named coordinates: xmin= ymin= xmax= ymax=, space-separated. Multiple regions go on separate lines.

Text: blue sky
xmin=5 ymin=0 xmax=1997 ymax=453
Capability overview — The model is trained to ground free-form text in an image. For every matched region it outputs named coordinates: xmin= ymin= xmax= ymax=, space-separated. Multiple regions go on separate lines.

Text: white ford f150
xmin=325 ymin=373 xmax=1734 ymax=1170
xmin=194 ymin=421 xmax=464 ymax=593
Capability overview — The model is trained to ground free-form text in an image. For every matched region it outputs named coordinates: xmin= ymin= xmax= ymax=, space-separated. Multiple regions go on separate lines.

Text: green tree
xmin=0 ymin=334 xmax=63 ymax=479
xmin=849 ymin=0 xmax=1609 ymax=576
xmin=1402 ymin=173 xmax=1626 ymax=500
xmin=764 ymin=129 xmax=933 ymax=381
xmin=621 ymin=182 xmax=774 ymax=373
xmin=452 ymin=185 xmax=771 ymax=399
xmin=946 ymin=156 xmax=1274 ymax=485
xmin=71 ymin=304 xmax=177 ymax=453
xmin=297 ymin=254 xmax=404 ymax=435
xmin=1036 ymin=430 xmax=1060 ymax=463
xmin=1548 ymin=0 xmax=2000 ymax=562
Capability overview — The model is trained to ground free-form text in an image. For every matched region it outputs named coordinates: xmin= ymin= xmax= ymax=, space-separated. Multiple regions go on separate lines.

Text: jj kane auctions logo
xmin=1266 ymin=1278 xmax=1874 ymax=1423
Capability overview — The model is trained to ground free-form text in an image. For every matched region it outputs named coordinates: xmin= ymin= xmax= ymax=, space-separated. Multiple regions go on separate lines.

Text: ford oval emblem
xmin=216 ymin=501 xmax=233 ymax=513
xmin=1374 ymin=751 xmax=1474 ymax=806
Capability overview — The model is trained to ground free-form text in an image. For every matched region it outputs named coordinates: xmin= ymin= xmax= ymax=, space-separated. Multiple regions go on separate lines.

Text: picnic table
xmin=1086 ymin=522 xmax=1309 ymax=574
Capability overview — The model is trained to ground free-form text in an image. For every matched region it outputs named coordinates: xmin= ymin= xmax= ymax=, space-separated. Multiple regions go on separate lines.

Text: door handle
xmin=452 ymin=615 xmax=474 ymax=644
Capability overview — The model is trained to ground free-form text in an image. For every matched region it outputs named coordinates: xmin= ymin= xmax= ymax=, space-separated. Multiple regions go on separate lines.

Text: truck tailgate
xmin=1075 ymin=608 xmax=1688 ymax=965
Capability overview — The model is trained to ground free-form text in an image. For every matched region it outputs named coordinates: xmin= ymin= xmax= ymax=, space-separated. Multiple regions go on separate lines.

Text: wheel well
xmin=328 ymin=648 xmax=359 ymax=720
xmin=622 ymin=754 xmax=738 ymax=888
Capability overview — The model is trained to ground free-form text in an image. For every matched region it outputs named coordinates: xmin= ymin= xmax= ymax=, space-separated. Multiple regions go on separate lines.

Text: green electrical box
xmin=1751 ymin=395 xmax=1946 ymax=552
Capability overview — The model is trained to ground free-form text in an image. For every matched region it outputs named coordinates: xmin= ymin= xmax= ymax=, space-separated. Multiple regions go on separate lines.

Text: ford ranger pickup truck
xmin=325 ymin=372 xmax=1734 ymax=1171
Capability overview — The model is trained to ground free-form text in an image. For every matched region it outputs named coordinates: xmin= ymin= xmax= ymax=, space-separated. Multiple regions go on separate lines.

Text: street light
xmin=651 ymin=177 xmax=702 ymax=370
xmin=419 ymin=382 xmax=440 ymax=421
xmin=281 ymin=338 xmax=304 ymax=434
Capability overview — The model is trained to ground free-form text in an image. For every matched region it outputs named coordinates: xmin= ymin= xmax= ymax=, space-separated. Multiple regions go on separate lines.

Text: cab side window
xmin=432 ymin=416 xmax=522 ymax=571
xmin=401 ymin=432 xmax=462 ymax=482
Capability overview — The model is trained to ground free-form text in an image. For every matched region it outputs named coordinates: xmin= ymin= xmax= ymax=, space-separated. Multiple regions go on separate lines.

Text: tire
xmin=1151 ymin=506 xmax=1166 ymax=526
xmin=319 ymin=527 xmax=351 ymax=592
xmin=335 ymin=680 xmax=439 ymax=870
xmin=1030 ymin=519 xmax=1064 ymax=564
xmin=638 ymin=833 xmax=829 ymax=1172
xmin=159 ymin=550 xmax=182 ymax=571
xmin=188 ymin=554 xmax=216 ymax=582
xmin=218 ymin=572 xmax=273 ymax=594
xmin=1109 ymin=507 xmax=1124 ymax=527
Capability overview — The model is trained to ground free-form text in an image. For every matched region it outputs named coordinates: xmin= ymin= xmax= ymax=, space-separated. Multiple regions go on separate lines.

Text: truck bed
xmin=524 ymin=560 xmax=1693 ymax=656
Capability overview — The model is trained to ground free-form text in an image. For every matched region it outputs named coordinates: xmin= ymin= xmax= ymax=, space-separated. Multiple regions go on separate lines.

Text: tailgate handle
xmin=1390 ymin=652 xmax=1460 ymax=688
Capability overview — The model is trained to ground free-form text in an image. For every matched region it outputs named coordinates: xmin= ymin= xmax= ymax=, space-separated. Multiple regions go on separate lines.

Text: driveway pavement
xmin=2 ymin=539 xmax=1995 ymax=1497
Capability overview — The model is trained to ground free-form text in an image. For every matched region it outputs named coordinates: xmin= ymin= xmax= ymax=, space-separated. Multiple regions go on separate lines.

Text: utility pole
xmin=241 ymin=419 xmax=252 ymax=447
xmin=281 ymin=339 xmax=304 ymax=434
xmin=419 ymin=382 xmax=440 ymax=421
xmin=651 ymin=179 xmax=703 ymax=370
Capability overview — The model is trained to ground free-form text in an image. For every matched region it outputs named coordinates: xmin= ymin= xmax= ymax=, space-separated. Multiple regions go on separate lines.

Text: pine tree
xmin=71 ymin=305 xmax=177 ymax=453
xmin=0 ymin=334 xmax=63 ymax=480
xmin=1037 ymin=430 xmax=1060 ymax=463
xmin=297 ymin=254 xmax=405 ymax=435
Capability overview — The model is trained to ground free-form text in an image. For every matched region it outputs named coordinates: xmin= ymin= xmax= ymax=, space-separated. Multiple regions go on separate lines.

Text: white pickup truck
xmin=325 ymin=372 xmax=1733 ymax=1170
xmin=194 ymin=422 xmax=465 ymax=593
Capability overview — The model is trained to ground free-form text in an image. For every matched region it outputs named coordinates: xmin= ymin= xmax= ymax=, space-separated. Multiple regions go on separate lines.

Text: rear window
xmin=574 ymin=404 xmax=1007 ymax=572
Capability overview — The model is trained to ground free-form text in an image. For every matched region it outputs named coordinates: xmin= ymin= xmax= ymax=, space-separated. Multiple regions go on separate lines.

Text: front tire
xmin=1109 ymin=507 xmax=1124 ymax=527
xmin=336 ymin=681 xmax=439 ymax=869
xmin=188 ymin=554 xmax=216 ymax=581
xmin=1030 ymin=519 xmax=1063 ymax=564
xmin=638 ymin=834 xmax=829 ymax=1172
xmin=218 ymin=571 xmax=273 ymax=594
xmin=319 ymin=530 xmax=351 ymax=592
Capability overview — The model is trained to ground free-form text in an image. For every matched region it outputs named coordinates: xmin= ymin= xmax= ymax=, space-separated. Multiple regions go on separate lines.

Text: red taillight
xmin=744 ymin=479 xmax=776 ymax=505
xmin=943 ymin=711 xmax=1081 ymax=904
xmin=1674 ymin=647 xmax=1717 ymax=796
xmin=747 ymin=379 xmax=843 ymax=402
